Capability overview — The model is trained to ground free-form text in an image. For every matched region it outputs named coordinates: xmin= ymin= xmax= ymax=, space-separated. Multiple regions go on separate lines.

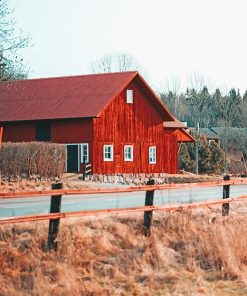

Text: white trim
xmin=103 ymin=144 xmax=113 ymax=161
xmin=124 ymin=145 xmax=133 ymax=161
xmin=126 ymin=89 xmax=133 ymax=103
xmin=149 ymin=146 xmax=156 ymax=164
xmin=80 ymin=143 xmax=89 ymax=163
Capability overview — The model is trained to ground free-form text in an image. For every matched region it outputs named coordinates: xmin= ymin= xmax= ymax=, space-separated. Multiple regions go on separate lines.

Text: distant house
xmin=190 ymin=127 xmax=220 ymax=145
xmin=0 ymin=71 xmax=193 ymax=174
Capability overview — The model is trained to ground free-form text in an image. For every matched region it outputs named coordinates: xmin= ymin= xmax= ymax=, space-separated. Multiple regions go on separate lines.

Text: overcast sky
xmin=9 ymin=0 xmax=247 ymax=93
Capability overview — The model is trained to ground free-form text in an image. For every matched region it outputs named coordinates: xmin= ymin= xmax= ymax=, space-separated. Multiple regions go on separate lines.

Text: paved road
xmin=1 ymin=184 xmax=247 ymax=218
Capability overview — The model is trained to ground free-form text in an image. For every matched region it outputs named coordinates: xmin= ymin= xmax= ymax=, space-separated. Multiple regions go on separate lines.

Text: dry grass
xmin=0 ymin=205 xmax=247 ymax=295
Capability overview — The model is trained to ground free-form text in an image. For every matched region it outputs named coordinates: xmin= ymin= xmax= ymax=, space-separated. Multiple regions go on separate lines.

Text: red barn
xmin=0 ymin=71 xmax=193 ymax=174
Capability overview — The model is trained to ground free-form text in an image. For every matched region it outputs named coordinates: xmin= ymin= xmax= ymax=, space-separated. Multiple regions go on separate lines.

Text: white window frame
xmin=81 ymin=143 xmax=89 ymax=163
xmin=124 ymin=145 xmax=133 ymax=161
xmin=149 ymin=146 xmax=156 ymax=164
xmin=103 ymin=145 xmax=113 ymax=161
xmin=126 ymin=89 xmax=133 ymax=104
xmin=208 ymin=139 xmax=216 ymax=146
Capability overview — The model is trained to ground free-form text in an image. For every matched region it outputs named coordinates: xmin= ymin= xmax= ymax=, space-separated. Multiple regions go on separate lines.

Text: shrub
xmin=0 ymin=142 xmax=66 ymax=179
xmin=179 ymin=137 xmax=224 ymax=174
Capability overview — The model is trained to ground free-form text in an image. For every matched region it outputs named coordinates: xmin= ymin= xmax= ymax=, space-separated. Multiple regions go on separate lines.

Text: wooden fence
xmin=1 ymin=177 xmax=247 ymax=250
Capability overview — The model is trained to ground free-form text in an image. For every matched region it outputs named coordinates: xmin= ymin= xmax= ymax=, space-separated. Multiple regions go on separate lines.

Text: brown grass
xmin=0 ymin=204 xmax=247 ymax=295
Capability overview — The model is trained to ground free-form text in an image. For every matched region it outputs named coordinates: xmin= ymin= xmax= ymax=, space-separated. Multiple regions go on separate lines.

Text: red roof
xmin=163 ymin=118 xmax=187 ymax=129
xmin=0 ymin=71 xmax=174 ymax=122
xmin=164 ymin=115 xmax=194 ymax=142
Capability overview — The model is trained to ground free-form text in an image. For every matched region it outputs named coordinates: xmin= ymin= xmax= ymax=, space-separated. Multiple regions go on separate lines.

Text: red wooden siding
xmin=165 ymin=128 xmax=194 ymax=142
xmin=92 ymin=79 xmax=178 ymax=174
xmin=2 ymin=122 xmax=36 ymax=142
xmin=163 ymin=133 xmax=178 ymax=173
xmin=94 ymin=80 xmax=165 ymax=143
xmin=51 ymin=118 xmax=93 ymax=143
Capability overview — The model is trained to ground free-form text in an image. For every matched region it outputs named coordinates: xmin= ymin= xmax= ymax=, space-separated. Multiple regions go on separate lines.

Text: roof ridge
xmin=0 ymin=71 xmax=139 ymax=84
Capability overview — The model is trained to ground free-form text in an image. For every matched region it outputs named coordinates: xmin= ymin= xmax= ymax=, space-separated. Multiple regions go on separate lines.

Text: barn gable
xmin=0 ymin=71 xmax=174 ymax=123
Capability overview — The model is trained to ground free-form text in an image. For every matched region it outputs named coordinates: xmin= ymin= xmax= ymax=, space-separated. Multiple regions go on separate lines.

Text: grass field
xmin=0 ymin=201 xmax=247 ymax=295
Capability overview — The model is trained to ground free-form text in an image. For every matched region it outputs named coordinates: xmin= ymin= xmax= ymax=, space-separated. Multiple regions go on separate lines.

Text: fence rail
xmin=1 ymin=178 xmax=247 ymax=199
xmin=1 ymin=194 xmax=247 ymax=226
xmin=1 ymin=176 xmax=247 ymax=250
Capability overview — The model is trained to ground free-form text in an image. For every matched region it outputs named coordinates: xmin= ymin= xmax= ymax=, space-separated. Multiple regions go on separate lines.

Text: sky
xmin=8 ymin=0 xmax=247 ymax=94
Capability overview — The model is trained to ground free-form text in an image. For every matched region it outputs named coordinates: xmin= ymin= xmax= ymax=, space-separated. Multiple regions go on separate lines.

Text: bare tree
xmin=116 ymin=53 xmax=137 ymax=72
xmin=90 ymin=54 xmax=113 ymax=73
xmin=90 ymin=52 xmax=145 ymax=74
xmin=0 ymin=0 xmax=30 ymax=80
xmin=187 ymin=72 xmax=215 ymax=93
xmin=159 ymin=75 xmax=184 ymax=118
xmin=165 ymin=75 xmax=181 ymax=95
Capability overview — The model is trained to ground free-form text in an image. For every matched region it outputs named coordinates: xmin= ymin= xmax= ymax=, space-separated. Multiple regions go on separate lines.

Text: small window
xmin=81 ymin=143 xmax=89 ymax=163
xmin=35 ymin=121 xmax=51 ymax=142
xmin=126 ymin=89 xmax=133 ymax=103
xmin=149 ymin=146 xmax=156 ymax=164
xmin=124 ymin=145 xmax=133 ymax=161
xmin=103 ymin=145 xmax=113 ymax=161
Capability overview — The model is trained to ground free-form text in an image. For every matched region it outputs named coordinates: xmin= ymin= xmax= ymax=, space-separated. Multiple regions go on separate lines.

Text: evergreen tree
xmin=179 ymin=137 xmax=224 ymax=174
xmin=184 ymin=86 xmax=211 ymax=127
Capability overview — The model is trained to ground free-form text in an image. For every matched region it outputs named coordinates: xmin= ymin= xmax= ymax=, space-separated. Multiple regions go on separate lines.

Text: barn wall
xmin=51 ymin=118 xmax=93 ymax=143
xmin=2 ymin=122 xmax=36 ymax=142
xmin=163 ymin=132 xmax=178 ymax=174
xmin=2 ymin=118 xmax=94 ymax=144
xmin=92 ymin=79 xmax=178 ymax=174
xmin=165 ymin=128 xmax=194 ymax=143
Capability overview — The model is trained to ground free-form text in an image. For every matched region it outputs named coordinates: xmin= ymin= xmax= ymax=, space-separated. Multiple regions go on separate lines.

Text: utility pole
xmin=195 ymin=122 xmax=199 ymax=174
xmin=223 ymin=124 xmax=228 ymax=174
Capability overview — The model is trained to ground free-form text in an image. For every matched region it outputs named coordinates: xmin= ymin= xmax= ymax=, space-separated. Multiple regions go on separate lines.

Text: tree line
xmin=160 ymin=83 xmax=247 ymax=174
xmin=160 ymin=85 xmax=247 ymax=129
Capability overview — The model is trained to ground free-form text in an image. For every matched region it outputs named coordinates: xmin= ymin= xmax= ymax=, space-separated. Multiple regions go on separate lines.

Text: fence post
xmin=144 ymin=179 xmax=155 ymax=236
xmin=47 ymin=183 xmax=63 ymax=251
xmin=222 ymin=175 xmax=230 ymax=216
xmin=82 ymin=156 xmax=86 ymax=181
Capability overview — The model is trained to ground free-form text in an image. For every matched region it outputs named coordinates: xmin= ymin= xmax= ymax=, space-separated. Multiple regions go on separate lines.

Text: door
xmin=67 ymin=145 xmax=79 ymax=172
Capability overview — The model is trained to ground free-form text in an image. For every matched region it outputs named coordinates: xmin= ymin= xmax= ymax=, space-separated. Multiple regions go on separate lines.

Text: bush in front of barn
xmin=0 ymin=142 xmax=66 ymax=179
xmin=179 ymin=136 xmax=224 ymax=174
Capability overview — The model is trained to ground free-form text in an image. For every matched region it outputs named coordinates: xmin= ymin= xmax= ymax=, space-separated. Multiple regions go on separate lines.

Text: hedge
xmin=0 ymin=142 xmax=66 ymax=179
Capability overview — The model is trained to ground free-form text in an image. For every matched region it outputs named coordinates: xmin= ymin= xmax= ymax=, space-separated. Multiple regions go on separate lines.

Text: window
xmin=208 ymin=139 xmax=216 ymax=145
xmin=126 ymin=89 xmax=133 ymax=103
xmin=35 ymin=121 xmax=51 ymax=142
xmin=149 ymin=146 xmax=156 ymax=164
xmin=124 ymin=145 xmax=133 ymax=161
xmin=81 ymin=143 xmax=89 ymax=163
xmin=103 ymin=145 xmax=113 ymax=161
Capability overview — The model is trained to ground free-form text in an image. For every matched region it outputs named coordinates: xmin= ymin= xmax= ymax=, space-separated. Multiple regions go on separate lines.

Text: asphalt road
xmin=1 ymin=184 xmax=247 ymax=218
